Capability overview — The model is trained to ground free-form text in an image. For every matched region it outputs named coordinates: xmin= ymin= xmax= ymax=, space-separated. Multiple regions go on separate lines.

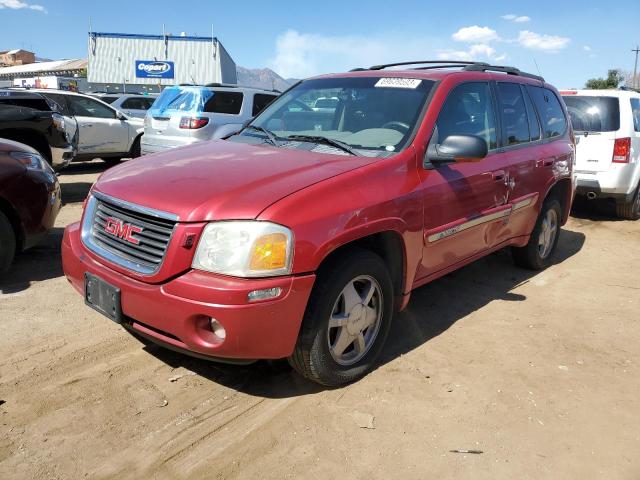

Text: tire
xmin=0 ymin=210 xmax=17 ymax=274
xmin=288 ymin=248 xmax=395 ymax=386
xmin=512 ymin=198 xmax=562 ymax=270
xmin=103 ymin=157 xmax=122 ymax=166
xmin=129 ymin=136 xmax=141 ymax=159
xmin=616 ymin=184 xmax=640 ymax=220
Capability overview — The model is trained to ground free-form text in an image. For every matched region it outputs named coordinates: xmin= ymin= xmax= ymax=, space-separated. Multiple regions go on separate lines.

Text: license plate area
xmin=84 ymin=272 xmax=123 ymax=323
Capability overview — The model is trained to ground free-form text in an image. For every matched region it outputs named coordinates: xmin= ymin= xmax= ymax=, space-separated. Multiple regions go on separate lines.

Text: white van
xmin=561 ymin=89 xmax=640 ymax=219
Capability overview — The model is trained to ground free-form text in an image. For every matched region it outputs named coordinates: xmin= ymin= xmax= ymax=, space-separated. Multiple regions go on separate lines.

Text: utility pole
xmin=633 ymin=46 xmax=640 ymax=89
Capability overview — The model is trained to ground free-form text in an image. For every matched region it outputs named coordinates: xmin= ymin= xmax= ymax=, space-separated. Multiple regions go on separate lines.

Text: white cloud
xmin=583 ymin=45 xmax=591 ymax=51
xmin=438 ymin=43 xmax=506 ymax=62
xmin=502 ymin=14 xmax=530 ymax=23
xmin=517 ymin=30 xmax=570 ymax=51
xmin=0 ymin=0 xmax=46 ymax=12
xmin=269 ymin=30 xmax=445 ymax=79
xmin=452 ymin=26 xmax=499 ymax=43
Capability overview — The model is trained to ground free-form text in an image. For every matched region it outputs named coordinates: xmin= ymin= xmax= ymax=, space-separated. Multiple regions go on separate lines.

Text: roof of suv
xmin=308 ymin=60 xmax=551 ymax=87
xmin=176 ymin=83 xmax=281 ymax=94
xmin=560 ymin=88 xmax=640 ymax=98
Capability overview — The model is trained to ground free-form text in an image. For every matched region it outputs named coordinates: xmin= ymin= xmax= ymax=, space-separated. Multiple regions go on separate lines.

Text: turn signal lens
xmin=250 ymin=233 xmax=288 ymax=270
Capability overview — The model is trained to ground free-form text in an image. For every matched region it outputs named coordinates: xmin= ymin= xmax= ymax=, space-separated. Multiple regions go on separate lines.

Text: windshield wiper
xmin=285 ymin=134 xmax=362 ymax=156
xmin=243 ymin=125 xmax=279 ymax=146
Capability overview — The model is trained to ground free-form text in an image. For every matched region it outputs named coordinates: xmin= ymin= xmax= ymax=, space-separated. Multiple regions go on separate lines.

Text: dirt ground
xmin=1 ymin=160 xmax=639 ymax=480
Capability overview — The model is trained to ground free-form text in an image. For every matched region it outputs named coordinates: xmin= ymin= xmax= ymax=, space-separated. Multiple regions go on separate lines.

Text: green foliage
xmin=585 ymin=69 xmax=624 ymax=89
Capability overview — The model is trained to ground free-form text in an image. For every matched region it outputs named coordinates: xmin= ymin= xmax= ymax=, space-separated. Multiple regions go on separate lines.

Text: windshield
xmin=245 ymin=77 xmax=435 ymax=154
xmin=562 ymin=96 xmax=620 ymax=132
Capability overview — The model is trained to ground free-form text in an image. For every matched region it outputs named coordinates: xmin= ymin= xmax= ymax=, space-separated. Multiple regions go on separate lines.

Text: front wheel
xmin=512 ymin=198 xmax=562 ymax=270
xmin=288 ymin=249 xmax=394 ymax=386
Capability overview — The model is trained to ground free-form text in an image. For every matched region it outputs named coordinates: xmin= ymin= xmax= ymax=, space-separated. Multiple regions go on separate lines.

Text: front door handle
xmin=492 ymin=170 xmax=506 ymax=182
xmin=537 ymin=157 xmax=555 ymax=167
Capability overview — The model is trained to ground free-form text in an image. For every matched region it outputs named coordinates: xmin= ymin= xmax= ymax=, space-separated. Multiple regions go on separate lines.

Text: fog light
xmin=209 ymin=318 xmax=226 ymax=340
xmin=247 ymin=287 xmax=282 ymax=302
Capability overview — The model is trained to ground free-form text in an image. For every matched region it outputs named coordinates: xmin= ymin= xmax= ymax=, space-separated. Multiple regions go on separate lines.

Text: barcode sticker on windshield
xmin=375 ymin=78 xmax=422 ymax=89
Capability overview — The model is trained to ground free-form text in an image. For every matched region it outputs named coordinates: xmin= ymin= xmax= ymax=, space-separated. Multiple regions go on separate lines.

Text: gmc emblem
xmin=104 ymin=217 xmax=143 ymax=245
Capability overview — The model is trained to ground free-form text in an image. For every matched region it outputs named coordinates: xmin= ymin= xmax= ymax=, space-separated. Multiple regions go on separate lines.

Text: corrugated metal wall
xmin=87 ymin=33 xmax=236 ymax=86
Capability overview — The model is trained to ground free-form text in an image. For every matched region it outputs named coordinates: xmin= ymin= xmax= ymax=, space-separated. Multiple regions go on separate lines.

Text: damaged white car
xmin=26 ymin=89 xmax=144 ymax=165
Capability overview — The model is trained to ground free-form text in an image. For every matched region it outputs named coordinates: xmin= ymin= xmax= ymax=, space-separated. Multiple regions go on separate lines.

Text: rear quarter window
xmin=204 ymin=92 xmax=244 ymax=114
xmin=527 ymin=86 xmax=567 ymax=138
xmin=562 ymin=96 xmax=620 ymax=132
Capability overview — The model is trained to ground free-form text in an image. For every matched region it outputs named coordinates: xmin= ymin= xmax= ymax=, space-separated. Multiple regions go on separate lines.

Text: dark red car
xmin=0 ymin=138 xmax=61 ymax=273
xmin=62 ymin=61 xmax=575 ymax=386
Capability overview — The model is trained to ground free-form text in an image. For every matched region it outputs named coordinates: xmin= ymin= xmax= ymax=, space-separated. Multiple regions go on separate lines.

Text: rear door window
xmin=100 ymin=96 xmax=119 ymax=104
xmin=562 ymin=96 xmax=620 ymax=132
xmin=522 ymin=86 xmax=541 ymax=141
xmin=528 ymin=86 xmax=567 ymax=138
xmin=497 ymin=83 xmax=530 ymax=146
xmin=121 ymin=97 xmax=149 ymax=110
xmin=630 ymin=98 xmax=640 ymax=132
xmin=203 ymin=91 xmax=244 ymax=114
xmin=252 ymin=94 xmax=277 ymax=116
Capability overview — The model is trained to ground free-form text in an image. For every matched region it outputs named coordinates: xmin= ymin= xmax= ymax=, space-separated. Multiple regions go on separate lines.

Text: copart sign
xmin=135 ymin=61 xmax=175 ymax=79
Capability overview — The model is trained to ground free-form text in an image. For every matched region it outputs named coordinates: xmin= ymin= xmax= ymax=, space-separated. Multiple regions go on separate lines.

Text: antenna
xmin=532 ymin=57 xmax=542 ymax=79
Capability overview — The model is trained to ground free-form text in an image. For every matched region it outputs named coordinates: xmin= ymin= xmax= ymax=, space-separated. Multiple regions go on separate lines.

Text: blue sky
xmin=0 ymin=0 xmax=638 ymax=87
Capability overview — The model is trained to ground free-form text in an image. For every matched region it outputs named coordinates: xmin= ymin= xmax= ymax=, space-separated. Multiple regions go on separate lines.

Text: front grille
xmin=84 ymin=194 xmax=177 ymax=274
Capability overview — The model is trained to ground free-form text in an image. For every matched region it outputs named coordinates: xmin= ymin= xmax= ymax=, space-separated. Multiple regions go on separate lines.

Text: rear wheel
xmin=0 ymin=210 xmax=17 ymax=274
xmin=616 ymin=184 xmax=640 ymax=220
xmin=512 ymin=198 xmax=562 ymax=270
xmin=288 ymin=249 xmax=394 ymax=386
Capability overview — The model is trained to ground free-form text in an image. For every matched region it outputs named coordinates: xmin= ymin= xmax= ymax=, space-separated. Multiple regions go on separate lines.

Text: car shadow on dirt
xmin=570 ymin=197 xmax=621 ymax=221
xmin=139 ymin=228 xmax=586 ymax=398
xmin=0 ymin=227 xmax=65 ymax=294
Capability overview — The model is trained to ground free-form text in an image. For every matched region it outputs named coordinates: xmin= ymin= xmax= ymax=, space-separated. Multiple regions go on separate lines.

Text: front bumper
xmin=62 ymin=222 xmax=316 ymax=360
xmin=50 ymin=145 xmax=75 ymax=170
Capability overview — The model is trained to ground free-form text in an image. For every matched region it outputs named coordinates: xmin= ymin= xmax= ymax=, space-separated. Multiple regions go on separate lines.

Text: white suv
xmin=141 ymin=84 xmax=278 ymax=155
xmin=28 ymin=89 xmax=144 ymax=165
xmin=562 ymin=89 xmax=640 ymax=219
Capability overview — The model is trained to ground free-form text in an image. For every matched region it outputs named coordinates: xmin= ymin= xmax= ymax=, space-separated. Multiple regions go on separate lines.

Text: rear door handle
xmin=492 ymin=170 xmax=506 ymax=181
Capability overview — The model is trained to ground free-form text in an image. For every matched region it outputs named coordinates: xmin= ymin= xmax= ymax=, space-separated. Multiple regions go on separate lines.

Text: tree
xmin=585 ymin=69 xmax=624 ymax=89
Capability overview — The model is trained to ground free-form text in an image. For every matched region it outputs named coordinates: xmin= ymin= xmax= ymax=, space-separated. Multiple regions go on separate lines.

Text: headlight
xmin=192 ymin=221 xmax=293 ymax=277
xmin=10 ymin=151 xmax=48 ymax=171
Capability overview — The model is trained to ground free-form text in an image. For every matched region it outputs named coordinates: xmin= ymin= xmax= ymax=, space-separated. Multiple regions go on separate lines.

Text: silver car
xmin=93 ymin=93 xmax=158 ymax=119
xmin=141 ymin=84 xmax=278 ymax=155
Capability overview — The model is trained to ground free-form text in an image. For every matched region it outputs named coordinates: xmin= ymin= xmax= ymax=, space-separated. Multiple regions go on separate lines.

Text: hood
xmin=94 ymin=140 xmax=379 ymax=222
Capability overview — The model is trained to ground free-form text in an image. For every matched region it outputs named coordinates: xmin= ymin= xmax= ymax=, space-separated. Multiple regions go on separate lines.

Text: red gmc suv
xmin=62 ymin=61 xmax=575 ymax=386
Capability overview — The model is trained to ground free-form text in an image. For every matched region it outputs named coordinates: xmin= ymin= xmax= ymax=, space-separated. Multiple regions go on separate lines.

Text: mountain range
xmin=236 ymin=66 xmax=299 ymax=91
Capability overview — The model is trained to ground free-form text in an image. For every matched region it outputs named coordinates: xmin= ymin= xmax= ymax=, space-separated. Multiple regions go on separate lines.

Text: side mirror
xmin=425 ymin=134 xmax=488 ymax=168
xmin=116 ymin=111 xmax=127 ymax=120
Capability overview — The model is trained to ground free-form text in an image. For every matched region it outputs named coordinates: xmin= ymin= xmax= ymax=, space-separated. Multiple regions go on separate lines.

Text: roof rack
xmin=350 ymin=60 xmax=544 ymax=82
